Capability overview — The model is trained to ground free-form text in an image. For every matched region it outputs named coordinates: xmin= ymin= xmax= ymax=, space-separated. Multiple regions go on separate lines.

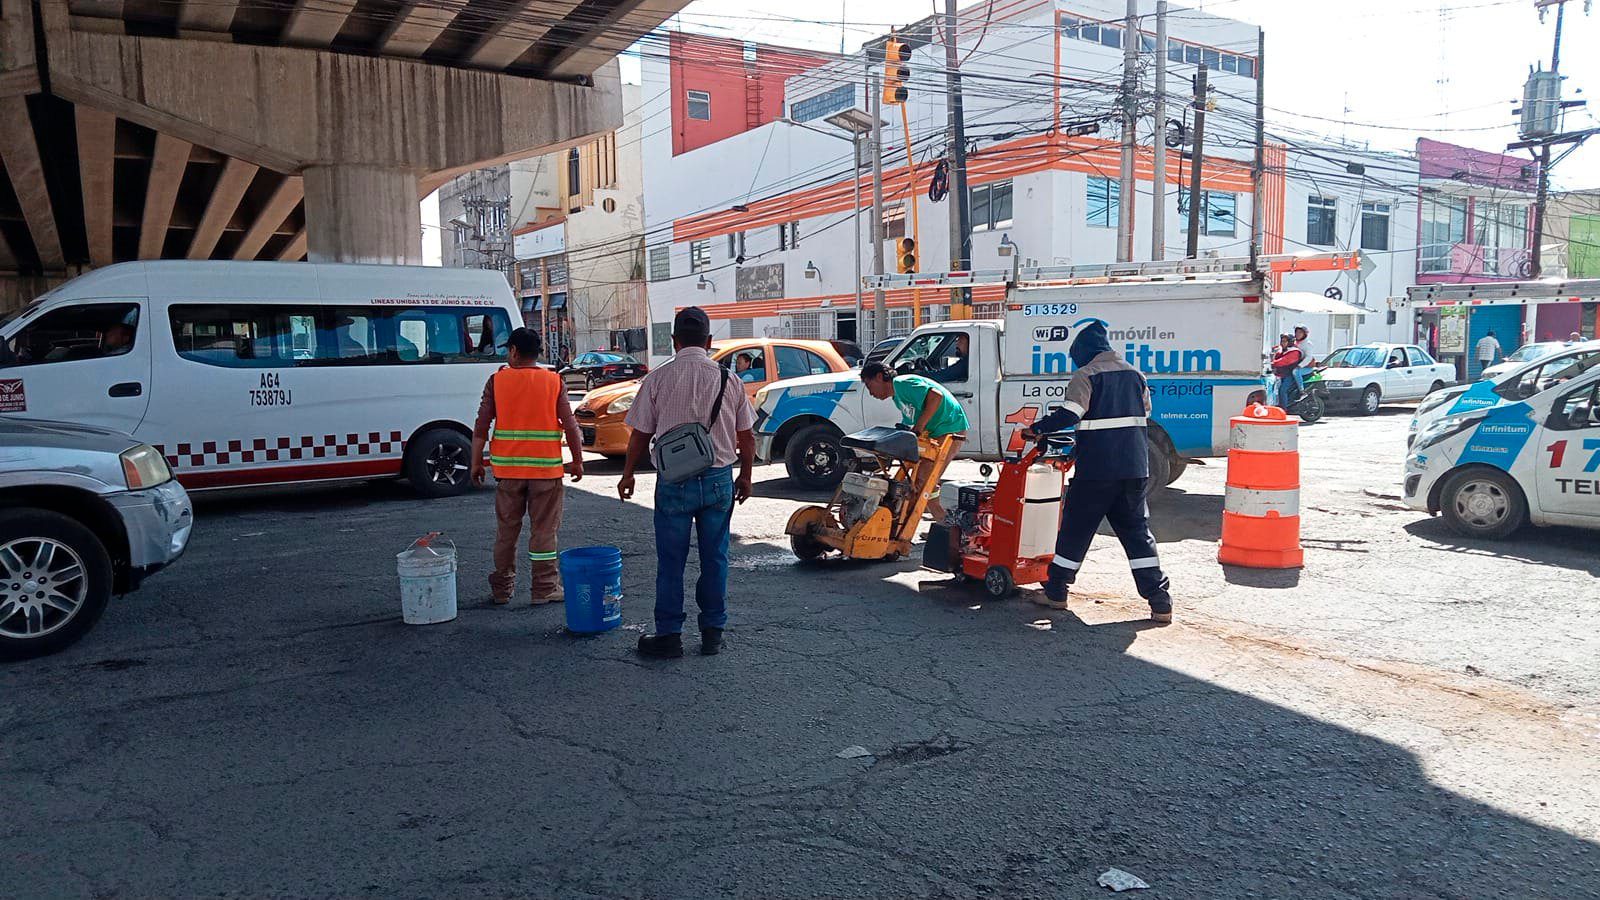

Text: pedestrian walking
xmin=1021 ymin=320 xmax=1173 ymax=622
xmin=469 ymin=328 xmax=585 ymax=606
xmin=618 ymin=308 xmax=755 ymax=659
xmin=1476 ymin=330 xmax=1503 ymax=369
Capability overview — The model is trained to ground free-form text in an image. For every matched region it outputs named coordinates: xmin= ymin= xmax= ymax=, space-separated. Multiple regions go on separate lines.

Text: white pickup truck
xmin=752 ymin=265 xmax=1274 ymax=490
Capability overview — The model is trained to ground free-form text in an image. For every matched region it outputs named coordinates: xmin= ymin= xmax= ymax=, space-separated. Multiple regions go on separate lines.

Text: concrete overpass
xmin=0 ymin=0 xmax=684 ymax=307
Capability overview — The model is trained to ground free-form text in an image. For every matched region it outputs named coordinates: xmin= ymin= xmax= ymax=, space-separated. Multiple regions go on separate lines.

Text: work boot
xmin=701 ymin=628 xmax=725 ymax=656
xmin=531 ymin=592 xmax=561 ymax=606
xmin=637 ymin=633 xmax=684 ymax=659
xmin=1035 ymin=564 xmax=1072 ymax=609
xmin=1149 ymin=600 xmax=1174 ymax=624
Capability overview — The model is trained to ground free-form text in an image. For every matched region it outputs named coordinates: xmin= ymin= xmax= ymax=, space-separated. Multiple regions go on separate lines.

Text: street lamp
xmin=781 ymin=110 xmax=882 ymax=344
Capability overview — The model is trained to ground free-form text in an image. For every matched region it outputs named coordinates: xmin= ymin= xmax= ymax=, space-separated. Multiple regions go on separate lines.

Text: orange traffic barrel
xmin=1218 ymin=404 xmax=1303 ymax=569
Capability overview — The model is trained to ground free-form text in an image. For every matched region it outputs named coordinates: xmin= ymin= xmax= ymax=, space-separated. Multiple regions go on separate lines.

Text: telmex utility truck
xmin=752 ymin=254 xmax=1360 ymax=490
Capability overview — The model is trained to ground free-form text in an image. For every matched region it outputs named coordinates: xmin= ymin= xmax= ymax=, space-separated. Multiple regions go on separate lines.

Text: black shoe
xmin=1039 ymin=563 xmax=1072 ymax=608
xmin=701 ymin=628 xmax=725 ymax=656
xmin=637 ymin=633 xmax=684 ymax=658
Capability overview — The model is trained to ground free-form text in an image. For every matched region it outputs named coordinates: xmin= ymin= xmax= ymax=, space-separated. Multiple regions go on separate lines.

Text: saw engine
xmin=838 ymin=471 xmax=891 ymax=529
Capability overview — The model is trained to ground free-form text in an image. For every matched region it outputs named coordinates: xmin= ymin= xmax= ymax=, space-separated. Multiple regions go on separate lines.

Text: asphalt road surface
xmin=4 ymin=410 xmax=1598 ymax=898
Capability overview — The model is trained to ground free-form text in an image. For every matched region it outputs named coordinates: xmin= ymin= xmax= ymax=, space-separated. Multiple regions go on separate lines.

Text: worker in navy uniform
xmin=1021 ymin=320 xmax=1173 ymax=622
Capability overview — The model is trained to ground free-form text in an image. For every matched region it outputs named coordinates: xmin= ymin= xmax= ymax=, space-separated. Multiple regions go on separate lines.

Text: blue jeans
xmin=1276 ymin=373 xmax=1301 ymax=408
xmin=653 ymin=465 xmax=734 ymax=634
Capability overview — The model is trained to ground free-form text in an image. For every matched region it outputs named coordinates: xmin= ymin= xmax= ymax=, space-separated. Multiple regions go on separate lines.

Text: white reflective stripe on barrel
xmin=1076 ymin=416 xmax=1148 ymax=432
xmin=1224 ymin=485 xmax=1301 ymax=517
xmin=1229 ymin=421 xmax=1299 ymax=452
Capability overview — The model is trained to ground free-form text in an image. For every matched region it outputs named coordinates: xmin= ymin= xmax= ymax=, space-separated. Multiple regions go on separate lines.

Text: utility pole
xmin=1250 ymin=27 xmax=1265 ymax=273
xmin=1529 ymin=0 xmax=1566 ymax=279
xmin=1115 ymin=0 xmax=1138 ymax=262
xmin=1185 ymin=65 xmax=1208 ymax=259
xmin=944 ymin=0 xmax=973 ymax=317
xmin=869 ymin=59 xmax=888 ymax=345
xmin=1151 ymin=0 xmax=1168 ymax=261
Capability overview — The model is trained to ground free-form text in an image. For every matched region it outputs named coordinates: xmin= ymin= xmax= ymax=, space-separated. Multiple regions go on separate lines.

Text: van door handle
xmin=951 ymin=390 xmax=973 ymax=398
xmin=108 ymin=382 xmax=143 ymax=398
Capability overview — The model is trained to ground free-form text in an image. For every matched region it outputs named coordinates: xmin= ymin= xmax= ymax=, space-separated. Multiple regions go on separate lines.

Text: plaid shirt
xmin=625 ymin=347 xmax=754 ymax=468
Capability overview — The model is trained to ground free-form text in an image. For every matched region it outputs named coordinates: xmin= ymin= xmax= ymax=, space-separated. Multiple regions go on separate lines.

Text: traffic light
xmin=896 ymin=237 xmax=917 ymax=273
xmin=882 ymin=39 xmax=910 ymax=105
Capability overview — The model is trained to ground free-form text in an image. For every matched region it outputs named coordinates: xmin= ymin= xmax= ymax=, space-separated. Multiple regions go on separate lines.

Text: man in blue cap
xmin=1021 ymin=320 xmax=1173 ymax=622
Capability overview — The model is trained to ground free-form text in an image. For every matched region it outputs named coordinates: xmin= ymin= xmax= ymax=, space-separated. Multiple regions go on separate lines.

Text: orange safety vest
xmin=489 ymin=366 xmax=566 ymax=479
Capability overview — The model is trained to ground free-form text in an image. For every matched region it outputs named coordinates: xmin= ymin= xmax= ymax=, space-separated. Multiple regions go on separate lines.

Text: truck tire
xmin=0 ymin=509 xmax=114 ymax=660
xmin=406 ymin=427 xmax=474 ymax=498
xmin=785 ymin=423 xmax=847 ymax=490
xmin=1144 ymin=442 xmax=1172 ymax=502
xmin=1440 ymin=468 xmax=1527 ymax=540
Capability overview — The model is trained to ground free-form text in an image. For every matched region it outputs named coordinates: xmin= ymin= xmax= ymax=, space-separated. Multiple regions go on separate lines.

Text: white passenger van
xmin=0 ymin=261 xmax=522 ymax=497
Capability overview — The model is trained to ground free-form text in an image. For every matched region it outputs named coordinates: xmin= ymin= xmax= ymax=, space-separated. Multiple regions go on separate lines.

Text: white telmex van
xmin=0 ymin=261 xmax=523 ymax=497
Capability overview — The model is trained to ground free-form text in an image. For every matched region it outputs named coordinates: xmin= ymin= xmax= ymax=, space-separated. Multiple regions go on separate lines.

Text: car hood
xmin=1318 ymin=366 xmax=1381 ymax=381
xmin=581 ymin=379 xmax=643 ymax=410
xmin=0 ymin=416 xmax=140 ymax=453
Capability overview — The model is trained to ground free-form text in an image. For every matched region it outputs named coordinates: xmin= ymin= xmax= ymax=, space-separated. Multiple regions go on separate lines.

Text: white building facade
xmin=641 ymin=1 xmax=1421 ymax=363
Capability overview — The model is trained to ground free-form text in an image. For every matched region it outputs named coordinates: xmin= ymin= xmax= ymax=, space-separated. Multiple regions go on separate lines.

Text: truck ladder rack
xmin=863 ymin=252 xmax=1360 ymax=290
xmin=1406 ymin=279 xmax=1600 ymax=306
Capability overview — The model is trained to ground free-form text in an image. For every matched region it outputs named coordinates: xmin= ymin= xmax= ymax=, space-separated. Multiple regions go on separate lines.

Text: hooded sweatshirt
xmin=1031 ymin=320 xmax=1153 ymax=480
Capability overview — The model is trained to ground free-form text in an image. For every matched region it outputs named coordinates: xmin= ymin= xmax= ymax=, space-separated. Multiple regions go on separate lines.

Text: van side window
xmin=1 ymin=303 xmax=139 ymax=367
xmin=170 ymin=305 xmax=513 ymax=367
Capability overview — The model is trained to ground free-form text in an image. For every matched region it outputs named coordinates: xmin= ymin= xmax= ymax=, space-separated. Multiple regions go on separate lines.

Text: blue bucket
xmin=559 ymin=546 xmax=624 ymax=634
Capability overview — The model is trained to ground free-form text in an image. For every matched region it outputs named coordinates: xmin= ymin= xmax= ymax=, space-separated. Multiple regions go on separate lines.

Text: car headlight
xmin=1417 ymin=391 xmax=1456 ymax=415
xmin=121 ymin=444 xmax=173 ymax=490
xmin=1413 ymin=416 xmax=1478 ymax=452
xmin=753 ymin=386 xmax=773 ymax=409
xmin=606 ymin=393 xmax=634 ymax=415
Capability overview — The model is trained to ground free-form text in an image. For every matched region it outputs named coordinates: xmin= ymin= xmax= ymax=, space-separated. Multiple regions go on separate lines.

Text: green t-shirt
xmin=891 ymin=374 xmax=970 ymax=437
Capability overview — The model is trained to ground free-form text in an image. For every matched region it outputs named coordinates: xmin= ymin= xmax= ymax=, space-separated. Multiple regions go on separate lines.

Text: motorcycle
xmin=1248 ymin=367 xmax=1326 ymax=424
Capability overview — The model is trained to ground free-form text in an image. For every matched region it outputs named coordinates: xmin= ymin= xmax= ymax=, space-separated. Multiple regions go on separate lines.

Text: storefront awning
xmin=1271 ymin=292 xmax=1370 ymax=317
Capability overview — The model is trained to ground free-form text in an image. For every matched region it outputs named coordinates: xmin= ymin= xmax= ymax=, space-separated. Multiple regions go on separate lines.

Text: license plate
xmin=581 ymin=426 xmax=596 ymax=446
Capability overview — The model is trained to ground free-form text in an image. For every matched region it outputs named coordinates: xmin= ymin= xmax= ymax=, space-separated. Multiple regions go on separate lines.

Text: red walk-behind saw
xmin=921 ymin=434 xmax=1076 ymax=599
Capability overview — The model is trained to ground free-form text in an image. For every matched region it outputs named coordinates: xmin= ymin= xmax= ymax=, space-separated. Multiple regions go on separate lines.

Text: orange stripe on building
xmin=673 ymin=133 xmax=1257 ymax=243
xmin=689 ymin=284 xmax=1010 ymax=321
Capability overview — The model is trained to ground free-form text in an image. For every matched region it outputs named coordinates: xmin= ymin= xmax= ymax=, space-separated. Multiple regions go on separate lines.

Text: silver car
xmin=0 ymin=417 xmax=193 ymax=659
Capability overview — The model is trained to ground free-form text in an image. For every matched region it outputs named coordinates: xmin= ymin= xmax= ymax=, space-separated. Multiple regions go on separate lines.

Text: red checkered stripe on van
xmin=154 ymin=432 xmax=405 ymax=469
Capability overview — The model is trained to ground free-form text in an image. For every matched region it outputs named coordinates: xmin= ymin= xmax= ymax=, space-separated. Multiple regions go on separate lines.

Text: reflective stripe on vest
xmin=1075 ymin=416 xmax=1148 ymax=432
xmin=490 ymin=367 xmax=565 ymax=479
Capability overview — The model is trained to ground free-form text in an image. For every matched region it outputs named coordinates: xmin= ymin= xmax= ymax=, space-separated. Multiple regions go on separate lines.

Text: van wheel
xmin=407 ymin=428 xmax=473 ymax=498
xmin=1149 ymin=430 xmax=1185 ymax=486
xmin=1359 ymin=385 xmax=1382 ymax=415
xmin=786 ymin=424 xmax=846 ymax=490
xmin=0 ymin=510 xmax=113 ymax=660
xmin=1440 ymin=468 xmax=1527 ymax=540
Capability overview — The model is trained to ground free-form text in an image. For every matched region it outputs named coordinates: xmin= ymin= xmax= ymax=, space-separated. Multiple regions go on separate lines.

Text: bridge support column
xmin=303 ymin=165 xmax=422 ymax=265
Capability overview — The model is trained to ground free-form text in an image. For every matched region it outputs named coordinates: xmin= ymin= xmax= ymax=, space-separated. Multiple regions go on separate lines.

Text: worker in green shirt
xmin=861 ymin=362 xmax=970 ymax=523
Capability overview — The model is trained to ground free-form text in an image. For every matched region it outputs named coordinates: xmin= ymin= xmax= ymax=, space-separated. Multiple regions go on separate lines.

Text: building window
xmin=970 ymin=180 xmax=1014 ymax=231
xmin=689 ymin=239 xmax=711 ymax=273
xmin=1086 ymin=176 xmax=1119 ymax=228
xmin=782 ymin=313 xmax=821 ymax=340
xmin=789 ymin=220 xmax=800 ymax=248
xmin=1474 ymin=202 xmax=1528 ymax=275
xmin=1421 ymin=197 xmax=1467 ymax=273
xmin=727 ymin=230 xmax=746 ymax=261
xmin=883 ymin=204 xmax=907 ymax=240
xmin=1360 ymin=202 xmax=1391 ymax=251
xmin=888 ymin=308 xmax=912 ymax=337
xmin=567 ymin=148 xmax=581 ymax=195
xmin=729 ymin=318 xmax=754 ymax=339
xmin=648 ymin=246 xmax=671 ymax=282
xmin=1181 ymin=189 xmax=1237 ymax=237
xmin=790 ymin=84 xmax=855 ymax=123
xmin=686 ymin=89 xmax=711 ymax=121
xmin=1306 ymin=196 xmax=1337 ymax=246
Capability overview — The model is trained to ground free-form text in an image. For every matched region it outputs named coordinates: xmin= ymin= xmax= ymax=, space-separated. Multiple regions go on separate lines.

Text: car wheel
xmin=406 ymin=428 xmax=473 ymax=498
xmin=1440 ymin=468 xmax=1527 ymax=540
xmin=785 ymin=424 xmax=847 ymax=490
xmin=0 ymin=510 xmax=114 ymax=660
xmin=586 ymin=374 xmax=597 ymax=391
xmin=1359 ymin=385 xmax=1382 ymax=415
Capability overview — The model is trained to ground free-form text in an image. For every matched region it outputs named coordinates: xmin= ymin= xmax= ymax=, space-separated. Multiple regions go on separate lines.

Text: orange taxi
xmin=575 ymin=338 xmax=857 ymax=458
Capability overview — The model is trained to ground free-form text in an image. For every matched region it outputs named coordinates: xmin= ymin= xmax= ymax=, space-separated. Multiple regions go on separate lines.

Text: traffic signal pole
xmin=943 ymin=0 xmax=972 ymax=318
xmin=869 ymin=59 xmax=887 ymax=345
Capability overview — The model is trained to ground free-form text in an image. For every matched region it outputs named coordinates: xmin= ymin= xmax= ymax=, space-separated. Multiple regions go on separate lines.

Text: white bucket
xmin=396 ymin=534 xmax=457 ymax=625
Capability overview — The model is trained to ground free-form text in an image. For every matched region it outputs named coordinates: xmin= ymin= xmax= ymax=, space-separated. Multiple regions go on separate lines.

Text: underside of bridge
xmin=0 ymin=0 xmax=683 ymax=307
